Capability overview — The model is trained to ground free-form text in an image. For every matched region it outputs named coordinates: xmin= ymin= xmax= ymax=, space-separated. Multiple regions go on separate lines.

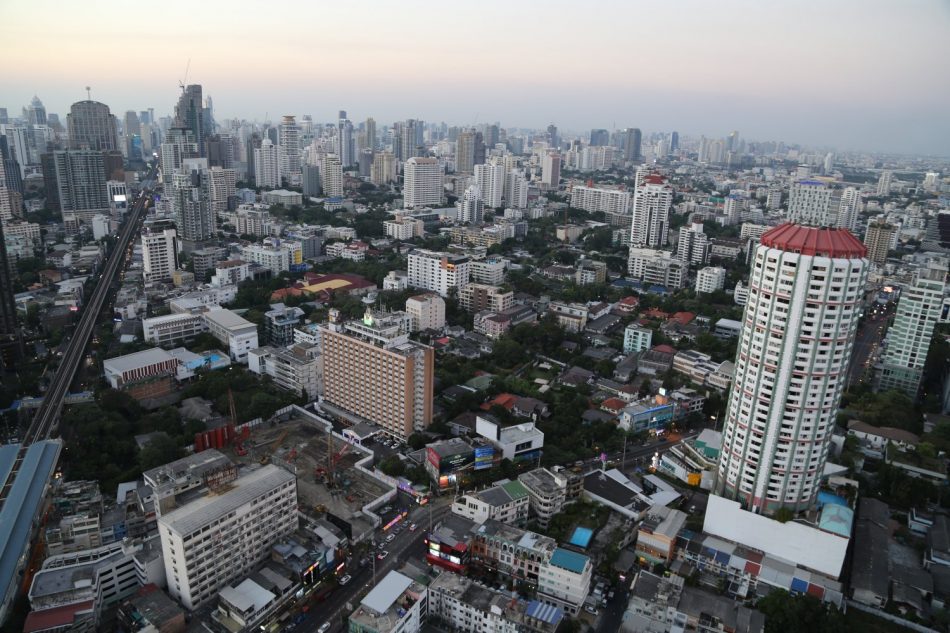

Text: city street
xmin=847 ymin=306 xmax=891 ymax=386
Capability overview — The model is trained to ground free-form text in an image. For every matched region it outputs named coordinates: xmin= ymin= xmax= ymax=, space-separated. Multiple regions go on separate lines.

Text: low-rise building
xmin=264 ymin=303 xmax=305 ymax=346
xmin=548 ymin=301 xmax=588 ymax=332
xmin=202 ymin=307 xmax=260 ymax=363
xmin=248 ymin=343 xmax=322 ymax=399
xmin=459 ymin=283 xmax=513 ymax=313
xmin=451 ymin=479 xmax=530 ymax=526
xmin=347 ymin=571 xmax=427 ymax=633
xmin=537 ymin=547 xmax=593 ymax=616
xmin=406 ymin=293 xmax=446 ymax=331
xmin=635 ymin=505 xmax=688 ymax=565
xmin=657 ymin=429 xmax=722 ymax=489
xmin=695 ymin=266 xmax=727 ymax=294
xmin=103 ymin=348 xmax=179 ymax=400
xmin=475 ymin=415 xmax=544 ymax=462
xmin=623 ymin=323 xmax=653 ymax=354
xmin=517 ymin=468 xmax=578 ymax=529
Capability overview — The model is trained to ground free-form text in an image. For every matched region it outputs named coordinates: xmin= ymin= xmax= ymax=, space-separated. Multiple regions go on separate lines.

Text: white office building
xmin=158 ymin=466 xmax=297 ymax=610
xmin=248 ymin=343 xmax=322 ymax=399
xmin=504 ymin=170 xmax=529 ymax=209
xmin=202 ymin=307 xmax=259 ymax=363
xmin=474 ymin=161 xmax=505 ymax=209
xmin=407 ymin=249 xmax=470 ymax=297
xmin=675 ymin=220 xmax=709 ymax=266
xmin=321 ymin=153 xmax=343 ymax=197
xmin=456 ymin=185 xmax=485 ymax=224
xmin=254 ymin=139 xmax=282 ymax=188
xmin=141 ymin=229 xmax=178 ymax=283
xmin=716 ymin=224 xmax=868 ymax=515
xmin=836 ymin=186 xmax=862 ymax=232
xmin=404 ymin=157 xmax=443 ymax=209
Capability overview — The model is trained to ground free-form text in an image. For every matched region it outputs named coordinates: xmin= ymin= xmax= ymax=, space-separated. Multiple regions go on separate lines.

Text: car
xmin=409 ymin=523 xmax=418 ymax=531
xmin=339 ymin=574 xmax=352 ymax=585
xmin=386 ymin=533 xmax=395 ymax=542
xmin=318 ymin=623 xmax=331 ymax=633
xmin=377 ymin=550 xmax=389 ymax=560
xmin=608 ymin=590 xmax=615 ymax=600
xmin=584 ymin=605 xmax=599 ymax=616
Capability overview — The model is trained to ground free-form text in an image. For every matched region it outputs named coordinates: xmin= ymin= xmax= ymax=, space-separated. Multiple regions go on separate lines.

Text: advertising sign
xmin=474 ymin=446 xmax=494 ymax=471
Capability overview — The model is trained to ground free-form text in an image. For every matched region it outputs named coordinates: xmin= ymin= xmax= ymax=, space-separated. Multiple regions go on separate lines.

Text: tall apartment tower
xmin=48 ymin=150 xmax=109 ymax=219
xmin=254 ymin=139 xmax=282 ymax=188
xmin=142 ymin=229 xmax=178 ymax=282
xmin=456 ymin=185 xmax=484 ymax=224
xmin=321 ymin=154 xmax=343 ymax=197
xmin=787 ymin=180 xmax=834 ymax=226
xmin=547 ymin=124 xmax=559 ymax=149
xmin=863 ymin=222 xmax=895 ymax=265
xmin=337 ymin=112 xmax=354 ymax=166
xmin=504 ymin=170 xmax=529 ymax=209
xmin=875 ymin=267 xmax=947 ymax=398
xmin=836 ymin=186 xmax=862 ymax=232
xmin=715 ymin=224 xmax=868 ymax=515
xmin=321 ymin=309 xmax=434 ymax=440
xmin=278 ymin=115 xmax=301 ymax=177
xmin=245 ymin=132 xmax=262 ymax=182
xmin=407 ymin=249 xmax=470 ymax=296
xmin=620 ymin=128 xmax=642 ymax=162
xmin=403 ymin=157 xmax=443 ymax=208
xmin=160 ymin=127 xmax=200 ymax=178
xmin=169 ymin=160 xmax=215 ymax=243
xmin=675 ymin=218 xmax=709 ymax=266
xmin=158 ymin=465 xmax=297 ymax=610
xmin=541 ymin=152 xmax=560 ymax=188
xmin=364 ymin=117 xmax=377 ymax=152
xmin=876 ymin=170 xmax=892 ymax=197
xmin=630 ymin=175 xmax=672 ymax=248
xmin=371 ymin=151 xmax=397 ymax=185
xmin=474 ymin=161 xmax=505 ymax=209
xmin=67 ymin=100 xmax=119 ymax=151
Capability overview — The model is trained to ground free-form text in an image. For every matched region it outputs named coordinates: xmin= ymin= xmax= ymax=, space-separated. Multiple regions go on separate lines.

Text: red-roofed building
xmin=270 ymin=287 xmax=305 ymax=301
xmin=23 ymin=600 xmax=95 ymax=633
xmin=760 ymin=223 xmax=867 ymax=258
xmin=600 ymin=398 xmax=627 ymax=415
xmin=652 ymin=344 xmax=677 ymax=355
xmin=616 ymin=295 xmax=640 ymax=314
xmin=669 ymin=311 xmax=696 ymax=326
xmin=480 ymin=393 xmax=518 ymax=412
xmin=643 ymin=308 xmax=670 ymax=320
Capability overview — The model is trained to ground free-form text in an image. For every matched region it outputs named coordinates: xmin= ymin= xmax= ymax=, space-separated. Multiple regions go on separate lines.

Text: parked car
xmin=339 ymin=574 xmax=352 ymax=585
xmin=318 ymin=623 xmax=331 ymax=633
xmin=386 ymin=533 xmax=395 ymax=542
xmin=409 ymin=523 xmax=418 ymax=531
xmin=585 ymin=605 xmax=599 ymax=616
xmin=377 ymin=550 xmax=389 ymax=560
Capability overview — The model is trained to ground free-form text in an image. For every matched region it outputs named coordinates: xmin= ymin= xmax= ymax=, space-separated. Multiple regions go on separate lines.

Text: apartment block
xmin=459 ymin=283 xmax=513 ymax=313
xmin=405 ymin=293 xmax=446 ymax=332
xmin=248 ymin=343 xmax=322 ymax=399
xmin=407 ymin=249 xmax=470 ymax=297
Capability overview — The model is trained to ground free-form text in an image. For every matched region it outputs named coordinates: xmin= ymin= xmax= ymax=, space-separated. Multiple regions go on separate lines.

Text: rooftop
xmin=203 ymin=307 xmax=257 ymax=332
xmin=103 ymin=347 xmax=176 ymax=373
xmin=549 ymin=547 xmax=590 ymax=574
xmin=760 ymin=223 xmax=867 ymax=258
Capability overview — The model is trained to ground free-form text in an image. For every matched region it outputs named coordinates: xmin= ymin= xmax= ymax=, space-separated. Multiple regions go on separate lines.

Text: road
xmin=0 ymin=166 xmax=154 ymax=508
xmin=267 ymin=499 xmax=452 ymax=633
xmin=847 ymin=308 xmax=890 ymax=387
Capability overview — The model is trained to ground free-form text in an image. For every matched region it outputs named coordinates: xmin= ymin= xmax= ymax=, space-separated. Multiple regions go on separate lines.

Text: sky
xmin=3 ymin=0 xmax=949 ymax=155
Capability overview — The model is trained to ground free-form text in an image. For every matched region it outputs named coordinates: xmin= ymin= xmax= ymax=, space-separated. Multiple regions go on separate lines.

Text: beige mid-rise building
xmin=864 ymin=222 xmax=895 ymax=265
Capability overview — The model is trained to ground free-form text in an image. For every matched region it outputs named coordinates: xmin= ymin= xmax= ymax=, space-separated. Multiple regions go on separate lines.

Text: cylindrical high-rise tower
xmin=716 ymin=223 xmax=868 ymax=515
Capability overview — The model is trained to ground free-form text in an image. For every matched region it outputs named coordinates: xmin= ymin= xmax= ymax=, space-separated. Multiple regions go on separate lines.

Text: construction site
xmin=207 ymin=404 xmax=394 ymax=542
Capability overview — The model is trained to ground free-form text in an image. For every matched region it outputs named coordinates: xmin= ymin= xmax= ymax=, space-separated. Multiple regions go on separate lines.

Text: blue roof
xmin=0 ymin=441 xmax=62 ymax=605
xmin=526 ymin=600 xmax=564 ymax=626
xmin=549 ymin=547 xmax=589 ymax=574
xmin=798 ymin=179 xmax=825 ymax=186
xmin=569 ymin=526 xmax=593 ymax=549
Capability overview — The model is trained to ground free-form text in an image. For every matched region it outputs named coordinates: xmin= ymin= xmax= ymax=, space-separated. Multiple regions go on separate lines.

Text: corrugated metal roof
xmin=526 ymin=600 xmax=563 ymax=625
xmin=361 ymin=571 xmax=412 ymax=615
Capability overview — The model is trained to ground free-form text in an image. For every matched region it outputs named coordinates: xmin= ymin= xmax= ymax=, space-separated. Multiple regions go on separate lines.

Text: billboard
xmin=474 ymin=446 xmax=494 ymax=471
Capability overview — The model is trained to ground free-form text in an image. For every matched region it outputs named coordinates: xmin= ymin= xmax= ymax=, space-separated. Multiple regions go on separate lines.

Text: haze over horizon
xmin=3 ymin=0 xmax=949 ymax=155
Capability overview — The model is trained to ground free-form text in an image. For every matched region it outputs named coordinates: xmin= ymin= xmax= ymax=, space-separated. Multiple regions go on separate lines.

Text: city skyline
xmin=3 ymin=0 xmax=949 ymax=155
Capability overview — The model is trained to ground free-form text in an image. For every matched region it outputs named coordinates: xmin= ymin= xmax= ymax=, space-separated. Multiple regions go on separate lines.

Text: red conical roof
xmin=760 ymin=223 xmax=867 ymax=258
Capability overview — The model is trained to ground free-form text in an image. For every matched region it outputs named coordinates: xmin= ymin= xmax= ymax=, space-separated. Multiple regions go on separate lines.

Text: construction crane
xmin=260 ymin=428 xmax=290 ymax=465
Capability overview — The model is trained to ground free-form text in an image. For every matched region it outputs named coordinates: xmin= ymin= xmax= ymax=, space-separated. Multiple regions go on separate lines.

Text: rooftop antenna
xmin=85 ymin=86 xmax=91 ymax=100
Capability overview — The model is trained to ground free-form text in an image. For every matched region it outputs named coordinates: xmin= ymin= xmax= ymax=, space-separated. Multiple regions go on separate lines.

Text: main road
xmin=21 ymin=166 xmax=155 ymax=446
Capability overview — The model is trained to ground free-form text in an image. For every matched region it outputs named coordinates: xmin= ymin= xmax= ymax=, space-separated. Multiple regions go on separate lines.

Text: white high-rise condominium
xmin=541 ymin=152 xmax=560 ymax=188
xmin=875 ymin=267 xmax=947 ymax=398
xmin=456 ymin=185 xmax=484 ymax=224
xmin=254 ymin=139 xmax=282 ymax=188
xmin=504 ymin=170 xmax=529 ymax=209
xmin=207 ymin=166 xmax=235 ymax=215
xmin=142 ymin=229 xmax=178 ymax=282
xmin=836 ymin=186 xmax=861 ymax=232
xmin=876 ymin=170 xmax=892 ymax=196
xmin=695 ymin=266 xmax=726 ymax=294
xmin=278 ymin=115 xmax=300 ymax=177
xmin=787 ymin=180 xmax=834 ymax=226
xmin=169 ymin=160 xmax=215 ymax=242
xmin=407 ymin=249 xmax=470 ymax=297
xmin=474 ymin=161 xmax=504 ymax=209
xmin=630 ymin=175 xmax=672 ymax=248
xmin=675 ymin=219 xmax=709 ymax=265
xmin=403 ymin=157 xmax=443 ymax=209
xmin=570 ymin=186 xmax=631 ymax=216
xmin=158 ymin=465 xmax=297 ymax=610
xmin=715 ymin=224 xmax=868 ymax=515
xmin=321 ymin=154 xmax=343 ymax=197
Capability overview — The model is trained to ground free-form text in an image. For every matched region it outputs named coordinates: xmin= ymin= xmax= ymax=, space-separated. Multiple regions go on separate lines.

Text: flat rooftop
xmin=103 ymin=347 xmax=176 ymax=373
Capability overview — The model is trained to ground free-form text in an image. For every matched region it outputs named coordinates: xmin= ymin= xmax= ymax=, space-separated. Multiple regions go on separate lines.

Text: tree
xmin=379 ymin=455 xmax=406 ymax=477
xmin=756 ymin=590 xmax=848 ymax=633
xmin=139 ymin=434 xmax=185 ymax=471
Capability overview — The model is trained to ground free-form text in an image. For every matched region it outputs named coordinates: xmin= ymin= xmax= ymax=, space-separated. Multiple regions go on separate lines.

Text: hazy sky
xmin=3 ymin=0 xmax=949 ymax=155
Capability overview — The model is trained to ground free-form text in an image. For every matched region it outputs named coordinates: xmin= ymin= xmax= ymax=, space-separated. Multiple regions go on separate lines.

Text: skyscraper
xmin=67 ymin=100 xmax=119 ymax=151
xmin=541 ymin=152 xmax=560 ymax=189
xmin=675 ymin=218 xmax=709 ymax=266
xmin=169 ymin=160 xmax=215 ymax=243
xmin=160 ymin=127 xmax=200 ymax=179
xmin=620 ymin=128 xmax=642 ymax=162
xmin=547 ymin=124 xmax=559 ymax=149
xmin=787 ymin=180 xmax=834 ymax=226
xmin=279 ymin=115 xmax=301 ymax=177
xmin=863 ymin=222 xmax=895 ymax=265
xmin=336 ymin=111 xmax=354 ymax=166
xmin=27 ymin=96 xmax=47 ymax=126
xmin=364 ymin=117 xmax=377 ymax=152
xmin=474 ymin=161 xmax=504 ymax=209
xmin=321 ymin=154 xmax=343 ymax=197
xmin=371 ymin=151 xmax=397 ymax=185
xmin=630 ymin=175 xmax=671 ymax=248
xmin=142 ymin=228 xmax=179 ymax=282
xmin=174 ymin=85 xmax=206 ymax=156
xmin=876 ymin=170 xmax=892 ymax=197
xmin=0 ymin=219 xmax=20 ymax=368
xmin=669 ymin=131 xmax=679 ymax=151
xmin=456 ymin=185 xmax=484 ymax=224
xmin=875 ymin=267 xmax=947 ymax=398
xmin=715 ymin=224 xmax=868 ymax=515
xmin=403 ymin=157 xmax=443 ymax=208
xmin=589 ymin=129 xmax=609 ymax=146
xmin=302 ymin=163 xmax=321 ymax=197
xmin=244 ymin=132 xmax=262 ymax=182
xmin=46 ymin=150 xmax=109 ymax=219
xmin=455 ymin=131 xmax=475 ymax=175
xmin=254 ymin=139 xmax=282 ymax=189
xmin=836 ymin=186 xmax=861 ymax=232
